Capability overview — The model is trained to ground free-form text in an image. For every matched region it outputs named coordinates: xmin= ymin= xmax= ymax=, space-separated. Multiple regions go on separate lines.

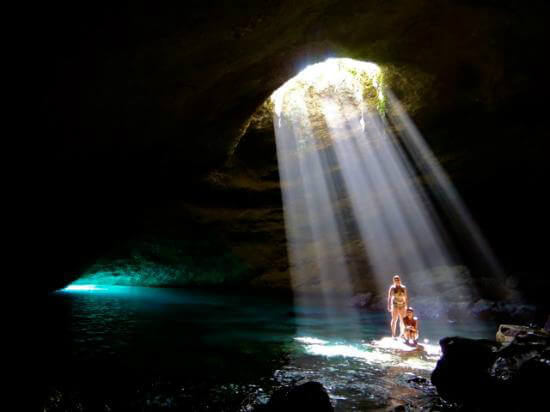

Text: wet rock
xmin=388 ymin=405 xmax=407 ymax=412
xmin=258 ymin=381 xmax=333 ymax=412
xmin=491 ymin=330 xmax=550 ymax=380
xmin=43 ymin=388 xmax=87 ymax=412
xmin=407 ymin=376 xmax=429 ymax=385
xmin=509 ymin=356 xmax=550 ymax=406
xmin=431 ymin=331 xmax=550 ymax=410
xmin=431 ymin=337 xmax=499 ymax=404
xmin=466 ymin=300 xmax=540 ymax=323
xmin=468 ymin=300 xmax=541 ymax=323
xmin=495 ymin=324 xmax=548 ymax=346
xmin=492 ymin=302 xmax=537 ymax=322
xmin=496 ymin=324 xmax=531 ymax=345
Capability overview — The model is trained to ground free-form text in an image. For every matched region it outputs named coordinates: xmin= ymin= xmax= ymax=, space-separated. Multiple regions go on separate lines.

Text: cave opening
xmin=266 ymin=58 xmax=509 ymax=346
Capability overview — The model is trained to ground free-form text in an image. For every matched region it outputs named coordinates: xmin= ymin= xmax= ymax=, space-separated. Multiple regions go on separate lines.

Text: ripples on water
xmin=44 ymin=286 xmax=497 ymax=411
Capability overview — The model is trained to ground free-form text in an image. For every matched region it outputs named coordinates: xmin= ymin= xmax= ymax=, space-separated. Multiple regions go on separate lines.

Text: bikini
xmin=391 ymin=285 xmax=407 ymax=308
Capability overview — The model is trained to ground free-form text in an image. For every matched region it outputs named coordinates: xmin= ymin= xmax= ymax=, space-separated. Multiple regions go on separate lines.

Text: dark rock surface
xmin=431 ymin=336 xmax=499 ymax=404
xmin=257 ymin=381 xmax=334 ymax=412
xmin=431 ymin=330 xmax=550 ymax=410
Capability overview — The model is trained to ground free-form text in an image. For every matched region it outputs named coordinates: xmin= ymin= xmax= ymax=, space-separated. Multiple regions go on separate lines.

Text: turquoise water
xmin=44 ymin=286 xmax=498 ymax=411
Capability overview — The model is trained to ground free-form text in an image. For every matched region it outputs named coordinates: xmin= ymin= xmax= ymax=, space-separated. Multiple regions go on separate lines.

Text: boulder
xmin=258 ymin=381 xmax=333 ymax=412
xmin=496 ymin=324 xmax=530 ymax=345
xmin=432 ymin=332 xmax=550 ymax=410
xmin=492 ymin=302 xmax=537 ymax=322
xmin=491 ymin=337 xmax=549 ymax=381
xmin=431 ymin=337 xmax=499 ymax=404
xmin=509 ymin=356 xmax=550 ymax=406
xmin=495 ymin=324 xmax=548 ymax=346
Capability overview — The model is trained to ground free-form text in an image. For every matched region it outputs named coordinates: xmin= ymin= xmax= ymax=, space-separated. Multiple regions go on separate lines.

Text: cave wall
xmin=27 ymin=1 xmax=549 ymax=295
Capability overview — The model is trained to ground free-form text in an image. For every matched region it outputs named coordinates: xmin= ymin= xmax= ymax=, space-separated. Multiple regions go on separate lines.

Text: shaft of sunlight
xmin=271 ymin=57 xmax=505 ymax=342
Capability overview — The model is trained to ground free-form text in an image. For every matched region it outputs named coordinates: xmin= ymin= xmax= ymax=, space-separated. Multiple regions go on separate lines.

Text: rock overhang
xmin=29 ymin=1 xmax=549 ymax=293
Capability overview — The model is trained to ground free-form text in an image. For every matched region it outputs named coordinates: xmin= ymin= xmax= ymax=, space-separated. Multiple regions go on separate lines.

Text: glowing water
xmin=63 ymin=284 xmax=106 ymax=291
xmin=47 ymin=286 xmax=498 ymax=410
xmin=295 ymin=336 xmax=441 ymax=371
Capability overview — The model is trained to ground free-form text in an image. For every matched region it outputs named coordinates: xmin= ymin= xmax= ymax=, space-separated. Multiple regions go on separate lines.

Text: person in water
xmin=403 ymin=307 xmax=419 ymax=346
xmin=387 ymin=275 xmax=408 ymax=338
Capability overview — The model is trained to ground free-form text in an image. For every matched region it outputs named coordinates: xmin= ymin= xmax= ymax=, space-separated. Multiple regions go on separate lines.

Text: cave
xmin=35 ymin=1 xmax=549 ymax=410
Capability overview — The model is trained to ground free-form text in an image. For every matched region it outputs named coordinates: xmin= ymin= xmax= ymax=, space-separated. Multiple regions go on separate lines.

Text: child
xmin=403 ymin=307 xmax=419 ymax=346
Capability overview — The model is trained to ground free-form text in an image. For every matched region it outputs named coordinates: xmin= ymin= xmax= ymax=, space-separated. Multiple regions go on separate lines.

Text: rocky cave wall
xmin=28 ymin=1 xmax=549 ymax=302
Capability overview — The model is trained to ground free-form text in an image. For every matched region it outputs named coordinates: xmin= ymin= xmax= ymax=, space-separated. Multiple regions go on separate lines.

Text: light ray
xmin=274 ymin=87 xmax=361 ymax=336
xmin=271 ymin=57 xmax=503 ymax=342
xmin=385 ymin=91 xmax=512 ymax=299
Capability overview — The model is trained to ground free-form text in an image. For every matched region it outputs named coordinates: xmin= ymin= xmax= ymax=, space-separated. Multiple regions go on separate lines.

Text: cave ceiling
xmin=29 ymin=0 xmax=549 ymax=290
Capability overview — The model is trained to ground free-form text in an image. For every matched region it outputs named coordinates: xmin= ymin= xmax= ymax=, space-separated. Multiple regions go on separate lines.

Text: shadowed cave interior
xmin=33 ymin=1 xmax=550 ymax=410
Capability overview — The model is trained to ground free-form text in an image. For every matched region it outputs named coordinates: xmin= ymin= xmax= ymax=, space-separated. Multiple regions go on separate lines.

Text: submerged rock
xmin=431 ymin=328 xmax=550 ymax=410
xmin=258 ymin=381 xmax=333 ymax=412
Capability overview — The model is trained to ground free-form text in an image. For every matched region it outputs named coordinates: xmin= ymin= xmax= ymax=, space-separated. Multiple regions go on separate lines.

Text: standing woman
xmin=387 ymin=275 xmax=408 ymax=338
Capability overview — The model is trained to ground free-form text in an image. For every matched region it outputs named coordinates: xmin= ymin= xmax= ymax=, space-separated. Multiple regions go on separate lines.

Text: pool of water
xmin=43 ymin=286 xmax=499 ymax=411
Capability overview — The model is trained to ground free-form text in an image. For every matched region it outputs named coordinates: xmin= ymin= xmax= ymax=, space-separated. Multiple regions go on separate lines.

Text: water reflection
xmin=45 ymin=286 xmax=497 ymax=410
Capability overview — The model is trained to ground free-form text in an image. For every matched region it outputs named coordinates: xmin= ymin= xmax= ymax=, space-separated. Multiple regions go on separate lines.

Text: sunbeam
xmin=272 ymin=57 xmax=503 ymax=341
